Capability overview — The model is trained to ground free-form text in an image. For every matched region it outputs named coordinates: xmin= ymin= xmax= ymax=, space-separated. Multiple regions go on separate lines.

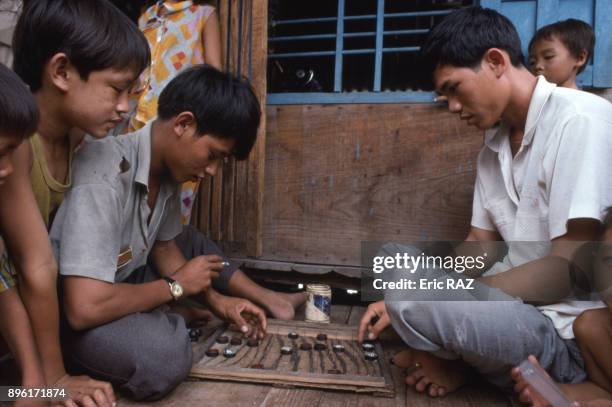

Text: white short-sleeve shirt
xmin=471 ymin=76 xmax=612 ymax=339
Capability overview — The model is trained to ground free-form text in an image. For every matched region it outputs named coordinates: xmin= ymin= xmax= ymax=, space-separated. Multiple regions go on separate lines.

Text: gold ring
xmin=414 ymin=362 xmax=421 ymax=369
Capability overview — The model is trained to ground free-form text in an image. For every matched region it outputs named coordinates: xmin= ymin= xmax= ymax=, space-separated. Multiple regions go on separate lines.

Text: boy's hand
xmin=173 ymin=255 xmax=223 ymax=296
xmin=209 ymin=294 xmax=267 ymax=339
xmin=510 ymin=355 xmax=557 ymax=407
xmin=52 ymin=374 xmax=115 ymax=407
xmin=358 ymin=300 xmax=391 ymax=343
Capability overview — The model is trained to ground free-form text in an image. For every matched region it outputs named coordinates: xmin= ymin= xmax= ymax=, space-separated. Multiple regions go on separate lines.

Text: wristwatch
xmin=163 ymin=277 xmax=184 ymax=301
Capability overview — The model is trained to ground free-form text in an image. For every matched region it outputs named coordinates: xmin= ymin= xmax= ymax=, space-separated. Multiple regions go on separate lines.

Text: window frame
xmin=267 ymin=0 xmax=445 ymax=105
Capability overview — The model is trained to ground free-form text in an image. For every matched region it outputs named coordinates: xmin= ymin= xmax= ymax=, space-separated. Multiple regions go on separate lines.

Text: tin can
xmin=305 ymin=284 xmax=332 ymax=323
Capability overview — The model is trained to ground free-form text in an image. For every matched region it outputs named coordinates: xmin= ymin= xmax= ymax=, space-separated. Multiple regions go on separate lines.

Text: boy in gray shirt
xmin=51 ymin=66 xmax=278 ymax=400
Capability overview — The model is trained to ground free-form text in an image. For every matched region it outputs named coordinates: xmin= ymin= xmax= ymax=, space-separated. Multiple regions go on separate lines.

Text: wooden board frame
xmin=190 ymin=320 xmax=395 ymax=397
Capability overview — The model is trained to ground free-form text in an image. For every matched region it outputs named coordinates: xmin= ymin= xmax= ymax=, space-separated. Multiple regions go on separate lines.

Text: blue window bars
xmin=267 ymin=0 xmax=460 ymax=105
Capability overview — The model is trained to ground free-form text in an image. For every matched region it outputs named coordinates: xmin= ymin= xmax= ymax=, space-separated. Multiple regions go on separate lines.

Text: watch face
xmin=171 ymin=283 xmax=184 ymax=298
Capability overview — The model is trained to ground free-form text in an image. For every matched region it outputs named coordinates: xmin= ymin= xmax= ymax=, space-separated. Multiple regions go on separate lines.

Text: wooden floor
xmin=120 ymin=305 xmax=518 ymax=407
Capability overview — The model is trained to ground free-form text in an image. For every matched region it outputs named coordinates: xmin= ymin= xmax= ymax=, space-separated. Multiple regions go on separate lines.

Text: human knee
xmin=573 ymin=309 xmax=608 ymax=345
xmin=129 ymin=327 xmax=192 ymax=400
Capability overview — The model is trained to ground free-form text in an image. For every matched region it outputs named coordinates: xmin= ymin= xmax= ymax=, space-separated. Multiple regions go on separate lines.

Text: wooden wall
xmin=260 ymin=103 xmax=483 ymax=266
xmin=197 ymin=0 xmax=484 ymax=269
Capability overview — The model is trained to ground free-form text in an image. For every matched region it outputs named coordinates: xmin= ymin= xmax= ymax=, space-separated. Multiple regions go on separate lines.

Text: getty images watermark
xmin=371 ymin=250 xmax=488 ymax=291
xmin=360 ymin=241 xmax=612 ymax=303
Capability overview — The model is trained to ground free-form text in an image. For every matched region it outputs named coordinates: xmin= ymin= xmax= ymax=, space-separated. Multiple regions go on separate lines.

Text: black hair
xmin=158 ymin=65 xmax=261 ymax=161
xmin=528 ymin=19 xmax=594 ymax=74
xmin=421 ymin=6 xmax=524 ymax=84
xmin=13 ymin=0 xmax=151 ymax=92
xmin=0 ymin=64 xmax=38 ymax=139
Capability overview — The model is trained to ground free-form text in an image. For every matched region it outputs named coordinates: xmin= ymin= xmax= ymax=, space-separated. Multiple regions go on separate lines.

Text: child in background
xmin=0 ymin=63 xmax=45 ymax=407
xmin=512 ymin=208 xmax=612 ymax=406
xmin=128 ymin=0 xmax=221 ymax=225
xmin=528 ymin=19 xmax=594 ymax=89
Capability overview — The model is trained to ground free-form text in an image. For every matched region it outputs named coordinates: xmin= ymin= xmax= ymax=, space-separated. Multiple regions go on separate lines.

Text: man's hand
xmin=52 ymin=374 xmax=115 ymax=407
xmin=358 ymin=300 xmax=391 ymax=343
xmin=208 ymin=294 xmax=267 ymax=339
xmin=172 ymin=255 xmax=223 ymax=296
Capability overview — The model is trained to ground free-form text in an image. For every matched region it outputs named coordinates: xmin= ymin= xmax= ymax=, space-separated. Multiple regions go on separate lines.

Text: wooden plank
xmin=329 ymin=304 xmax=351 ymax=325
xmin=259 ymin=388 xmax=323 ymax=407
xmin=262 ymin=103 xmax=483 ymax=265
xmin=190 ymin=320 xmax=395 ymax=397
xmin=245 ymin=0 xmax=268 ymax=257
xmin=119 ymin=381 xmax=272 ymax=407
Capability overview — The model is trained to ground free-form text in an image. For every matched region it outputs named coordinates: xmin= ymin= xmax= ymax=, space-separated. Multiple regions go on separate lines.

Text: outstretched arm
xmin=0 ymin=142 xmax=64 ymax=384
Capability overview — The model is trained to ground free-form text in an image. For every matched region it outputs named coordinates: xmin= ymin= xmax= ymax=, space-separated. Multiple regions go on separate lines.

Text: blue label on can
xmin=313 ymin=294 xmax=331 ymax=316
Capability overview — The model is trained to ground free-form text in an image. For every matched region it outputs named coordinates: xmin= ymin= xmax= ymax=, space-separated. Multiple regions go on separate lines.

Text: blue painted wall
xmin=481 ymin=0 xmax=612 ymax=88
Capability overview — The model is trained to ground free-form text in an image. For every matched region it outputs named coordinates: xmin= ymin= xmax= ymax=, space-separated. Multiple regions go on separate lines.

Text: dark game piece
xmin=230 ymin=337 xmax=242 ymax=346
xmin=246 ymin=338 xmax=259 ymax=347
xmin=299 ymin=343 xmax=312 ymax=351
xmin=250 ymin=364 xmax=264 ymax=369
xmin=288 ymin=332 xmax=299 ymax=339
xmin=314 ymin=343 xmax=327 ymax=351
xmin=205 ymin=348 xmax=219 ymax=357
xmin=223 ymin=348 xmax=236 ymax=358
xmin=332 ymin=344 xmax=345 ymax=353
xmin=362 ymin=342 xmax=375 ymax=351
xmin=194 ymin=328 xmax=202 ymax=336
xmin=216 ymin=335 xmax=229 ymax=344
xmin=364 ymin=351 xmax=378 ymax=361
xmin=327 ymin=369 xmax=342 ymax=374
xmin=280 ymin=346 xmax=293 ymax=355
xmin=316 ymin=333 xmax=327 ymax=341
xmin=189 ymin=329 xmax=199 ymax=342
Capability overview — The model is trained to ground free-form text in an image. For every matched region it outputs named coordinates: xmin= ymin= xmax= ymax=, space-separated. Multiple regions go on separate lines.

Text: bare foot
xmin=393 ymin=348 xmax=471 ymax=397
xmin=261 ymin=292 xmax=307 ymax=320
xmin=278 ymin=292 xmax=308 ymax=311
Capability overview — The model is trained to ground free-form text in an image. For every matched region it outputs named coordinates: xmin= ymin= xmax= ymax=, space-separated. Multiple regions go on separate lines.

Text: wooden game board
xmin=189 ymin=319 xmax=395 ymax=397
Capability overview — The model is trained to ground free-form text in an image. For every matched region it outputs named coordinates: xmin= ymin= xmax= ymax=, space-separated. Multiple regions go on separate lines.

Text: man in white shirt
xmin=358 ymin=6 xmax=612 ymax=398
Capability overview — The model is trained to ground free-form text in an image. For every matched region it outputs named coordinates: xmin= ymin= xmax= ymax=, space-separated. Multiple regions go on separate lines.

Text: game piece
xmin=230 ymin=337 xmax=242 ymax=346
xmin=518 ymin=359 xmax=573 ymax=407
xmin=362 ymin=343 xmax=375 ymax=351
xmin=364 ymin=351 xmax=378 ymax=361
xmin=223 ymin=349 xmax=236 ymax=358
xmin=216 ymin=335 xmax=229 ymax=344
xmin=205 ymin=348 xmax=219 ymax=357
xmin=332 ymin=344 xmax=345 ymax=353
xmin=189 ymin=329 xmax=199 ymax=342
xmin=190 ymin=320 xmax=395 ymax=397
xmin=222 ymin=261 xmax=230 ymax=267
xmin=246 ymin=338 xmax=259 ymax=347
xmin=194 ymin=328 xmax=202 ymax=336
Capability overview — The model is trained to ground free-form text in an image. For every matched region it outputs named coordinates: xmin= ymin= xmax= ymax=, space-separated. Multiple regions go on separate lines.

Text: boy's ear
xmin=576 ymin=49 xmax=589 ymax=70
xmin=483 ymin=48 xmax=508 ymax=78
xmin=46 ymin=53 xmax=73 ymax=92
xmin=173 ymin=112 xmax=197 ymax=137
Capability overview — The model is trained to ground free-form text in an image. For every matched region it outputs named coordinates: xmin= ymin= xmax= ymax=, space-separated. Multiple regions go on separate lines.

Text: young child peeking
xmin=528 ymin=19 xmax=595 ymax=89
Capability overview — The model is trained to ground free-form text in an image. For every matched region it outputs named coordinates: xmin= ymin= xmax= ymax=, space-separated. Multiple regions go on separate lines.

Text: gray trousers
xmin=380 ymin=243 xmax=586 ymax=391
xmin=63 ymin=226 xmax=240 ymax=400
